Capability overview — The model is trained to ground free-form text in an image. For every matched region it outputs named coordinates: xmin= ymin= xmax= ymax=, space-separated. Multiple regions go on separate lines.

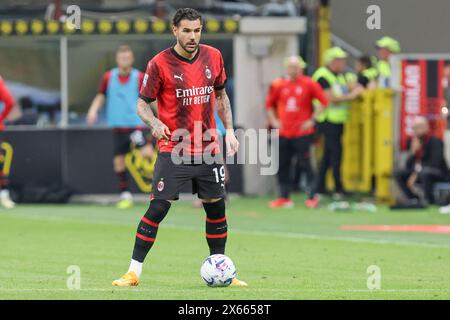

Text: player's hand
xmin=271 ymin=119 xmax=281 ymax=129
xmin=225 ymin=129 xmax=239 ymax=157
xmin=348 ymin=86 xmax=364 ymax=100
xmin=86 ymin=110 xmax=97 ymax=125
xmin=151 ymin=119 xmax=171 ymax=141
xmin=300 ymin=119 xmax=315 ymax=132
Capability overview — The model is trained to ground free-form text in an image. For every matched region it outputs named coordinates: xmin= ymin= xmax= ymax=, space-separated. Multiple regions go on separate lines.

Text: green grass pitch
xmin=1 ymin=194 xmax=450 ymax=300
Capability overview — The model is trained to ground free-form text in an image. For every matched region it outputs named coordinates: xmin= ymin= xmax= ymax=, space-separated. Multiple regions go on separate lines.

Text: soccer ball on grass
xmin=200 ymin=254 xmax=236 ymax=287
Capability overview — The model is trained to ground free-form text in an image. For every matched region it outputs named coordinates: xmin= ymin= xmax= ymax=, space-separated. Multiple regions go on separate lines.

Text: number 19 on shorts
xmin=213 ymin=166 xmax=225 ymax=184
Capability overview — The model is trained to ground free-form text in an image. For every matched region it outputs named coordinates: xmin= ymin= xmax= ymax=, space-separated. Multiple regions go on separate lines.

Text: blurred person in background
xmin=86 ymin=45 xmax=154 ymax=209
xmin=267 ymin=56 xmax=328 ymax=209
xmin=438 ymin=63 xmax=450 ymax=213
xmin=0 ymin=75 xmax=16 ymax=208
xmin=394 ymin=116 xmax=449 ymax=206
xmin=374 ymin=36 xmax=401 ymax=88
xmin=9 ymin=97 xmax=38 ymax=125
xmin=265 ymin=75 xmax=305 ymax=193
xmin=444 ymin=62 xmax=450 ymax=124
xmin=355 ymin=55 xmax=378 ymax=89
xmin=312 ymin=47 xmax=363 ymax=200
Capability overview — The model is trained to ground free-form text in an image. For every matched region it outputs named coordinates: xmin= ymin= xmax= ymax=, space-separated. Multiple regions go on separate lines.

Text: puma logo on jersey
xmin=174 ymin=73 xmax=183 ymax=81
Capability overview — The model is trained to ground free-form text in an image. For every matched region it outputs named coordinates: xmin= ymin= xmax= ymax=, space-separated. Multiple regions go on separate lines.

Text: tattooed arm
xmin=215 ymin=88 xmax=239 ymax=156
xmin=137 ymin=97 xmax=170 ymax=140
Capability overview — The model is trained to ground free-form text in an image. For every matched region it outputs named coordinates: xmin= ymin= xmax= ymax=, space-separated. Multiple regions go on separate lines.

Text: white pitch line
xmin=1 ymin=288 xmax=450 ymax=293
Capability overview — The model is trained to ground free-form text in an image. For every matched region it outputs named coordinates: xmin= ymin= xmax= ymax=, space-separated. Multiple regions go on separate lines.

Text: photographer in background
xmin=394 ymin=116 xmax=450 ymax=206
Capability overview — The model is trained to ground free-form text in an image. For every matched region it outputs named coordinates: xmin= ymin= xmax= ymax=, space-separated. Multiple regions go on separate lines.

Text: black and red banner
xmin=400 ymin=59 xmax=447 ymax=150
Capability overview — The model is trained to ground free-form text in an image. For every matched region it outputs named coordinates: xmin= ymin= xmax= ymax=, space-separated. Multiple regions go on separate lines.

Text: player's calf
xmin=113 ymin=199 xmax=171 ymax=286
xmin=203 ymin=198 xmax=227 ymax=255
xmin=132 ymin=199 xmax=171 ymax=263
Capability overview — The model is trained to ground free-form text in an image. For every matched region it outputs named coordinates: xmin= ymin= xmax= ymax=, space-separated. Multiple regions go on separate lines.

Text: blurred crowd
xmin=265 ymin=36 xmax=448 ymax=209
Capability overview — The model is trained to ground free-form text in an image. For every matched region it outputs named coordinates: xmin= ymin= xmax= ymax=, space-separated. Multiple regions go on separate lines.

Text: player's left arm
xmin=215 ymin=88 xmax=239 ymax=156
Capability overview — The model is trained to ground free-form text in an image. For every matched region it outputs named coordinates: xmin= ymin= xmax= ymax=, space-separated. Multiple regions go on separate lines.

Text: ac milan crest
xmin=157 ymin=180 xmax=165 ymax=192
xmin=205 ymin=66 xmax=212 ymax=79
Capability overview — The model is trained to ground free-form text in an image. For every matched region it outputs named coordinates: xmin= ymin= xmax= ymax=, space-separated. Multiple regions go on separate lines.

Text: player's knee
xmin=145 ymin=199 xmax=171 ymax=223
xmin=202 ymin=198 xmax=225 ymax=219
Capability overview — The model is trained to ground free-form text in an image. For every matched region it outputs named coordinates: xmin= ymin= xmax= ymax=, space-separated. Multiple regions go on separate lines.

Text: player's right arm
xmin=136 ymin=98 xmax=170 ymax=140
xmin=87 ymin=72 xmax=109 ymax=125
xmin=86 ymin=93 xmax=105 ymax=125
xmin=265 ymin=80 xmax=281 ymax=129
xmin=138 ymin=59 xmax=170 ymax=141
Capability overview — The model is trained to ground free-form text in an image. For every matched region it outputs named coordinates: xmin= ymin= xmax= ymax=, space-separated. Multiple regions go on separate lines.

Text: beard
xmin=180 ymin=41 xmax=199 ymax=54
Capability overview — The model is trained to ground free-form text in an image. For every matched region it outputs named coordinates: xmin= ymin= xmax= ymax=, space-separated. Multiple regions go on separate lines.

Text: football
xmin=200 ymin=254 xmax=236 ymax=287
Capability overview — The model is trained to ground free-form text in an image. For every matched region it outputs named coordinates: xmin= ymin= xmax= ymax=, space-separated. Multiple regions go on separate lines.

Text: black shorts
xmin=113 ymin=129 xmax=150 ymax=156
xmin=151 ymin=152 xmax=226 ymax=200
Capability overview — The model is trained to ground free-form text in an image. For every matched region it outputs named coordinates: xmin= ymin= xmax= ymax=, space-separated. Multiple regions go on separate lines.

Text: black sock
xmin=203 ymin=198 xmax=227 ymax=255
xmin=132 ymin=199 xmax=171 ymax=262
xmin=116 ymin=171 xmax=129 ymax=193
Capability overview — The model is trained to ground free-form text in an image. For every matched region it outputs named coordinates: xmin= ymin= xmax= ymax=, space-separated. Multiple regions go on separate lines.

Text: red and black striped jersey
xmin=140 ymin=44 xmax=227 ymax=155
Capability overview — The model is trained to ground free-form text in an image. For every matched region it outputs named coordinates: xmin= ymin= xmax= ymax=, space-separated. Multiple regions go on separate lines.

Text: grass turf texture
xmin=1 ymin=194 xmax=450 ymax=300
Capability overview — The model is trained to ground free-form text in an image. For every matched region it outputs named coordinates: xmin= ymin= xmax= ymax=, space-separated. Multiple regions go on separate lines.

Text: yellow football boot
xmin=112 ymin=271 xmax=139 ymax=287
xmin=230 ymin=277 xmax=248 ymax=287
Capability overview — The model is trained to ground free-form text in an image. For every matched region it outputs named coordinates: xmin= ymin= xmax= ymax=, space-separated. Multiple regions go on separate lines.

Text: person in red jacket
xmin=266 ymin=56 xmax=328 ymax=208
xmin=0 ymin=76 xmax=16 ymax=208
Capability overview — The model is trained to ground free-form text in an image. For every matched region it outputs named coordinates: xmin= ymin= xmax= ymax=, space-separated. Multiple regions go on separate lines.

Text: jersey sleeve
xmin=138 ymin=71 xmax=145 ymax=90
xmin=139 ymin=59 xmax=163 ymax=103
xmin=311 ymin=80 xmax=329 ymax=108
xmin=0 ymin=77 xmax=15 ymax=121
xmin=214 ymin=53 xmax=227 ymax=90
xmin=98 ymin=71 xmax=110 ymax=95
xmin=265 ymin=81 xmax=280 ymax=110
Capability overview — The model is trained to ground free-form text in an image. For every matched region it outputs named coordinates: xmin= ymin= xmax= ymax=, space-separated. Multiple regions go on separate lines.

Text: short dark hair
xmin=116 ymin=45 xmax=132 ymax=54
xmin=358 ymin=55 xmax=372 ymax=69
xmin=172 ymin=8 xmax=202 ymax=27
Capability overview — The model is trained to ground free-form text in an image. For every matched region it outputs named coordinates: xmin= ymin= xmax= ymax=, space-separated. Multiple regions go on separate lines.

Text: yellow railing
xmin=340 ymin=89 xmax=395 ymax=203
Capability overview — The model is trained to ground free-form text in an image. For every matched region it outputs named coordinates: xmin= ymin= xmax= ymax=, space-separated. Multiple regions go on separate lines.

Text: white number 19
xmin=213 ymin=166 xmax=225 ymax=183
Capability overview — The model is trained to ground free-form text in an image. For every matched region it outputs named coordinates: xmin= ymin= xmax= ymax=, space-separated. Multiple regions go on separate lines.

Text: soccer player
xmin=266 ymin=56 xmax=328 ymax=209
xmin=0 ymin=75 xmax=16 ymax=208
xmin=87 ymin=45 xmax=154 ymax=209
xmin=112 ymin=8 xmax=247 ymax=287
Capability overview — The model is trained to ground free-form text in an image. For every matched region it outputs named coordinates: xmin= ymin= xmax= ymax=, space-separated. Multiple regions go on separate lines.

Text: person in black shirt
xmin=394 ymin=116 xmax=449 ymax=205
